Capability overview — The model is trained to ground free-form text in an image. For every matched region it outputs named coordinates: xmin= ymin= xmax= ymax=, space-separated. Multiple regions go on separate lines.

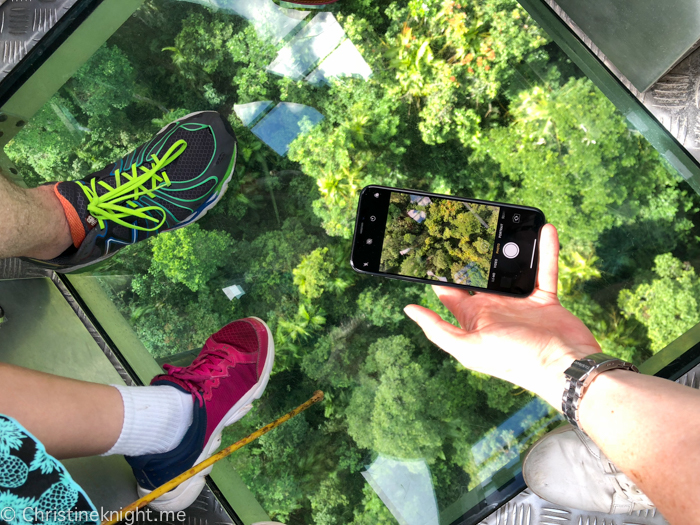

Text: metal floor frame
xmin=544 ymin=0 xmax=700 ymax=174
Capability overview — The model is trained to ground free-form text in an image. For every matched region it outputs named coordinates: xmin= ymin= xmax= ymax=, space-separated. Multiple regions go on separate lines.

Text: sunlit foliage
xmin=8 ymin=0 xmax=700 ymax=522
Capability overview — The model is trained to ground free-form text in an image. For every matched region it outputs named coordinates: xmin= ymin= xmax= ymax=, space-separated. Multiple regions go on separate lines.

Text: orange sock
xmin=53 ymin=184 xmax=86 ymax=248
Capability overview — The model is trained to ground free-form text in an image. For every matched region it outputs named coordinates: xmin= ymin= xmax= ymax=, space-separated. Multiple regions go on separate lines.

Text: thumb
xmin=404 ymin=304 xmax=467 ymax=357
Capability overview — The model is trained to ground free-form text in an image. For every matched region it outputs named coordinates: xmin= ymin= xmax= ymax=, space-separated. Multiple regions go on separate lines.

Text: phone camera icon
xmin=374 ymin=193 xmax=380 ymax=198
xmin=366 ymin=239 xmax=373 ymax=245
xmin=370 ymin=216 xmax=376 ymax=222
xmin=512 ymin=214 xmax=521 ymax=223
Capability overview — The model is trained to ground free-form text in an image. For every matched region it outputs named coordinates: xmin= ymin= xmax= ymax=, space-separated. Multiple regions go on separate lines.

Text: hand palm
xmin=405 ymin=225 xmax=599 ymax=407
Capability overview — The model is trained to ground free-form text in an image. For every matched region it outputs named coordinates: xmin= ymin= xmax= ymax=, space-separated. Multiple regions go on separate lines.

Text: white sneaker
xmin=522 ymin=424 xmax=655 ymax=513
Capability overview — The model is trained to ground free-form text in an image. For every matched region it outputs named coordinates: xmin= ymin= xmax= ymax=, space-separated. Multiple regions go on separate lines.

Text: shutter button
xmin=503 ymin=242 xmax=519 ymax=259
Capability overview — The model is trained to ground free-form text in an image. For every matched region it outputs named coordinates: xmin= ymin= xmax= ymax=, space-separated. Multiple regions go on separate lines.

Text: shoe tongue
xmin=54 ymin=181 xmax=98 ymax=247
xmin=202 ymin=340 xmax=258 ymax=364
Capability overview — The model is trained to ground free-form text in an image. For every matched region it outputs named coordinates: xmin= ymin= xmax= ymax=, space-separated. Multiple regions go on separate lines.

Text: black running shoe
xmin=23 ymin=111 xmax=237 ymax=272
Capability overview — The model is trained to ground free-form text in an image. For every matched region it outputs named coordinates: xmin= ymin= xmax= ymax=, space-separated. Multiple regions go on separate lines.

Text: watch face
xmin=565 ymin=360 xmax=595 ymax=380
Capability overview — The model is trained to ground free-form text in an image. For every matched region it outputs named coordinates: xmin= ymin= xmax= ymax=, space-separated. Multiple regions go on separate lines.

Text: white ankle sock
xmin=103 ymin=385 xmax=194 ymax=457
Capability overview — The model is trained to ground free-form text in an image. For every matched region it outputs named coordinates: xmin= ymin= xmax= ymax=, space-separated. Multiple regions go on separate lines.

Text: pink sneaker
xmin=125 ymin=317 xmax=274 ymax=511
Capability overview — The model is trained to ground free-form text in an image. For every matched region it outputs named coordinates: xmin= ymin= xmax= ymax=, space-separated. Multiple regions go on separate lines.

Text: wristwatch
xmin=562 ymin=353 xmax=639 ymax=433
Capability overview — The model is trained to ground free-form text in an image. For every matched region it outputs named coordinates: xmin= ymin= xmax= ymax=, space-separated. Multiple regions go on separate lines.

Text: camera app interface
xmin=379 ymin=192 xmax=500 ymax=289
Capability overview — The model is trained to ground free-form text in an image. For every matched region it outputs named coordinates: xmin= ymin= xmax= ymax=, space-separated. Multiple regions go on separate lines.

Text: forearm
xmin=404 ymin=225 xmax=700 ymax=522
xmin=576 ymin=369 xmax=700 ymax=524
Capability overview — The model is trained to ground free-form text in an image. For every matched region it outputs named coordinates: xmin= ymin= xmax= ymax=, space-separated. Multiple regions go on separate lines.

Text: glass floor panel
xmin=7 ymin=0 xmax=700 ymax=522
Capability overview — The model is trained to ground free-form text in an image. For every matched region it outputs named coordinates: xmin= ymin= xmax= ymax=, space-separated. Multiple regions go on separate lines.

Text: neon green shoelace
xmin=80 ymin=140 xmax=188 ymax=231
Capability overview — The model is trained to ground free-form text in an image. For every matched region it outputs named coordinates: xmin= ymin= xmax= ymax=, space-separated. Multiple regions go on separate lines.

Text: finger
xmin=404 ymin=304 xmax=466 ymax=355
xmin=433 ymin=285 xmax=473 ymax=314
xmin=536 ymin=224 xmax=559 ymax=295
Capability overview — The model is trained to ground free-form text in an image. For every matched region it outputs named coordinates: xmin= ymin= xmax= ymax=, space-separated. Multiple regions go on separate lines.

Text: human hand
xmin=404 ymin=224 xmax=600 ymax=409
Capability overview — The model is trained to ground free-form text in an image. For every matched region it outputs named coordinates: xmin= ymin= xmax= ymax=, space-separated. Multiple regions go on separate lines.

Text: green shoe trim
xmin=214 ymin=142 xmax=238 ymax=193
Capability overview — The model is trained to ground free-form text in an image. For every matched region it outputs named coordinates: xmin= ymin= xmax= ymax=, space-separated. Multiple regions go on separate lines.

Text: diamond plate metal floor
xmin=0 ymin=0 xmax=79 ymax=81
xmin=482 ymin=491 xmax=663 ymax=525
xmin=0 ymin=256 xmax=50 ymax=279
xmin=478 ymin=365 xmax=700 ymax=525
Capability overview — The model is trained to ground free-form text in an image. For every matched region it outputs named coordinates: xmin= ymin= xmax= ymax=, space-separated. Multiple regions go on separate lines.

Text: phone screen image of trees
xmin=379 ymin=193 xmax=499 ymax=287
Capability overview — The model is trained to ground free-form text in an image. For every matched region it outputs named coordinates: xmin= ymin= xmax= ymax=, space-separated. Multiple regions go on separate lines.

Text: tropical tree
xmin=619 ymin=254 xmax=700 ymax=352
xmin=150 ymin=224 xmax=233 ymax=292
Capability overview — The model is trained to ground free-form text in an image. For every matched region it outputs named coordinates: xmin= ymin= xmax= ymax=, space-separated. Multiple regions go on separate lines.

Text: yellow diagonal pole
xmin=101 ymin=390 xmax=325 ymax=525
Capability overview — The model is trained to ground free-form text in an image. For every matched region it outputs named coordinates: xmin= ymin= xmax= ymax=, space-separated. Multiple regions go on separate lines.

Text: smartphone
xmin=350 ymin=185 xmax=546 ymax=297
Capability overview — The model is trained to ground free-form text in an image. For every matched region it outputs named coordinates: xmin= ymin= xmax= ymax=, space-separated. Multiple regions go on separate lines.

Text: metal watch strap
xmin=562 ymin=353 xmax=639 ymax=433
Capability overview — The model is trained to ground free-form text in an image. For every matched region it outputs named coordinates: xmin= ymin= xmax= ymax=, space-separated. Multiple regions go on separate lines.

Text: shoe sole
xmin=139 ymin=317 xmax=276 ymax=512
xmin=56 ymin=111 xmax=237 ymax=273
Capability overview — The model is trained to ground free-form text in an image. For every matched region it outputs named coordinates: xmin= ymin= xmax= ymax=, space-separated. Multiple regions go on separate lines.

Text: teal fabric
xmin=0 ymin=415 xmax=98 ymax=525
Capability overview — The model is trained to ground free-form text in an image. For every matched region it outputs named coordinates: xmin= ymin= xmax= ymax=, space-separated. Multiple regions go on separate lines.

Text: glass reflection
xmin=267 ymin=12 xmax=346 ymax=80
xmin=306 ymin=37 xmax=373 ymax=86
xmin=469 ymin=399 xmax=560 ymax=487
xmin=235 ymin=101 xmax=324 ymax=156
xmin=362 ymin=456 xmax=439 ymax=525
xmin=50 ymin=100 xmax=89 ymax=136
xmin=232 ymin=101 xmax=274 ymax=128
xmin=180 ymin=0 xmax=308 ymax=44
xmin=266 ymin=11 xmax=372 ymax=85
xmin=224 ymin=1 xmax=371 ymax=155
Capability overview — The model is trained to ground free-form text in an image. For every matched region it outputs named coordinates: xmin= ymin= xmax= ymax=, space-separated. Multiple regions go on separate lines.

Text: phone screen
xmin=351 ymin=186 xmax=545 ymax=296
